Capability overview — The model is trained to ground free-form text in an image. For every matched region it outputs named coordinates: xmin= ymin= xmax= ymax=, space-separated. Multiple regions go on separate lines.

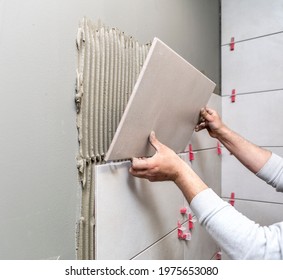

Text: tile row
xmin=95 ymin=148 xmax=221 ymax=259
xmin=221 ymin=0 xmax=283 ymax=44
xmin=222 ymin=33 xmax=283 ymax=95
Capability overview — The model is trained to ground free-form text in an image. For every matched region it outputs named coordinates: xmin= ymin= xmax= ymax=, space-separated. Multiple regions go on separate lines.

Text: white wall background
xmin=0 ymin=0 xmax=220 ymax=259
xmin=221 ymin=0 xmax=283 ymax=259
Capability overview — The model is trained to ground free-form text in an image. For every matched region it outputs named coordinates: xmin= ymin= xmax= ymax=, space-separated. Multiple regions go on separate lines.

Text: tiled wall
xmin=221 ymin=0 xmax=283 ymax=259
xmin=95 ymin=94 xmax=221 ymax=259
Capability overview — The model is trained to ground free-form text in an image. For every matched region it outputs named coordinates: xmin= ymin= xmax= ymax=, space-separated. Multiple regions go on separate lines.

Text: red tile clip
xmin=231 ymin=89 xmax=236 ymax=103
xmin=177 ymin=221 xmax=188 ymax=240
xmin=229 ymin=192 xmax=235 ymax=206
xmin=180 ymin=207 xmax=187 ymax=215
xmin=217 ymin=142 xmax=222 ymax=155
xmin=177 ymin=221 xmax=183 ymax=239
xmin=216 ymin=251 xmax=222 ymax=260
xmin=188 ymin=213 xmax=194 ymax=230
xmin=189 ymin=144 xmax=194 ymax=161
xmin=230 ymin=37 xmax=235 ymax=51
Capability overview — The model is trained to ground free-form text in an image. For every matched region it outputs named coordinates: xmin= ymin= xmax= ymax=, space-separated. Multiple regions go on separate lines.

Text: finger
xmin=149 ymin=131 xmax=163 ymax=152
xmin=201 ymin=108 xmax=214 ymax=122
xmin=131 ymin=157 xmax=150 ymax=170
xmin=129 ymin=167 xmax=151 ymax=178
xmin=205 ymin=107 xmax=214 ymax=115
xmin=195 ymin=122 xmax=207 ymax=132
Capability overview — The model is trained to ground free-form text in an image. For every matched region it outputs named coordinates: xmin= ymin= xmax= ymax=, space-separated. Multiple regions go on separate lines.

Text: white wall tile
xmin=191 ymin=149 xmax=221 ymax=196
xmin=222 ymin=147 xmax=283 ymax=204
xmin=183 ymin=221 xmax=219 ymax=260
xmin=222 ymin=90 xmax=283 ymax=146
xmin=133 ymin=229 xmax=183 ymax=260
xmin=134 ymin=220 xmax=219 ymax=260
xmin=190 ymin=93 xmax=222 ymax=150
xmin=222 ymin=0 xmax=283 ymax=44
xmin=222 ymin=34 xmax=283 ymax=95
xmin=95 ymin=161 xmax=185 ymax=259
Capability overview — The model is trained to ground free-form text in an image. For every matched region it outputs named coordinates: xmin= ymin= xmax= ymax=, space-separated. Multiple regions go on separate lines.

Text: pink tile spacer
xmin=231 ymin=89 xmax=236 ymax=103
xmin=217 ymin=142 xmax=222 ymax=155
xmin=189 ymin=144 xmax=194 ymax=161
xmin=229 ymin=192 xmax=235 ymax=206
xmin=230 ymin=37 xmax=235 ymax=51
xmin=188 ymin=213 xmax=194 ymax=230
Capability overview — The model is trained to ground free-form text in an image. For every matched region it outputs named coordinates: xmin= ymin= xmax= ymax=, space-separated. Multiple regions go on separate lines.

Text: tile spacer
xmin=230 ymin=37 xmax=235 ymax=51
xmin=189 ymin=144 xmax=194 ymax=161
xmin=229 ymin=192 xmax=235 ymax=206
xmin=231 ymin=89 xmax=236 ymax=103
xmin=217 ymin=142 xmax=222 ymax=155
xmin=216 ymin=251 xmax=222 ymax=260
xmin=188 ymin=213 xmax=194 ymax=230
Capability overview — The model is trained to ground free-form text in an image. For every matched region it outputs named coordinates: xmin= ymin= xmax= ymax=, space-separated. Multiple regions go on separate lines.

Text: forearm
xmin=174 ymin=160 xmax=208 ymax=203
xmin=216 ymin=125 xmax=271 ymax=173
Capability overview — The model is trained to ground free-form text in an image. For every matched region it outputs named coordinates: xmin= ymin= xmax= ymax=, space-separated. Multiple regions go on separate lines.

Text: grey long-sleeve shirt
xmin=190 ymin=153 xmax=283 ymax=259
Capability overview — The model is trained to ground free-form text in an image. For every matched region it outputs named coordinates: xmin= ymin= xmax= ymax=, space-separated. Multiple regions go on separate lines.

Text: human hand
xmin=129 ymin=131 xmax=187 ymax=182
xmin=195 ymin=107 xmax=226 ymax=138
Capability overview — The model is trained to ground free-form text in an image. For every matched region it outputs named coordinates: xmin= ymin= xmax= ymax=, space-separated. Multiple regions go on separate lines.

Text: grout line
xmin=221 ymin=30 xmax=283 ymax=47
xmin=129 ymin=228 xmax=177 ymax=260
xmin=222 ymin=197 xmax=283 ymax=206
xmin=130 ymin=219 xmax=192 ymax=260
xmin=221 ymin=88 xmax=283 ymax=97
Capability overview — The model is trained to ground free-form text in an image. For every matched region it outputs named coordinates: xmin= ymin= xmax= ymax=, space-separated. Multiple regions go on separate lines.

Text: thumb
xmin=201 ymin=107 xmax=214 ymax=122
xmin=149 ymin=131 xmax=163 ymax=152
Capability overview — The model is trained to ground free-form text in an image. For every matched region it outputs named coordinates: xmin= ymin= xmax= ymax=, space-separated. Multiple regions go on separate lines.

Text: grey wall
xmin=0 ymin=0 xmax=220 ymax=259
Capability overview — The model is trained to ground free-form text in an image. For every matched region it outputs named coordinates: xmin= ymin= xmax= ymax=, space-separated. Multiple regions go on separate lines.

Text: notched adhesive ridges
xmin=75 ymin=17 xmax=151 ymax=259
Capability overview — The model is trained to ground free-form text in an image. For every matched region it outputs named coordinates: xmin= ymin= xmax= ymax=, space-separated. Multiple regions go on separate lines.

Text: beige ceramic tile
xmin=222 ymin=0 xmax=283 ymax=44
xmin=183 ymin=221 xmax=218 ymax=260
xmin=222 ymin=34 xmax=283 ymax=95
xmin=105 ymin=38 xmax=215 ymax=161
xmin=133 ymin=229 xmax=184 ymax=260
xmin=222 ymin=91 xmax=283 ymax=147
xmin=94 ymin=161 xmax=185 ymax=259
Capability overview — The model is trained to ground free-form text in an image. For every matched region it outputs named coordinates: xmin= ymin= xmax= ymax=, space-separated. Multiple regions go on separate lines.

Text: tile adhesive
xmin=76 ymin=18 xmax=151 ymax=259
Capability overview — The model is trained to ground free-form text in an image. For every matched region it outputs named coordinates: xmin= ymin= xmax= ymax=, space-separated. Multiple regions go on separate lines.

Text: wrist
xmin=214 ymin=124 xmax=231 ymax=140
xmin=174 ymin=160 xmax=208 ymax=202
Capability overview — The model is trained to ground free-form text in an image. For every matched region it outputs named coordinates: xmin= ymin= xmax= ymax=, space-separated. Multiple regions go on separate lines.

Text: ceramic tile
xmin=222 ymin=90 xmax=283 ymax=146
xmin=222 ymin=33 xmax=283 ymax=95
xmin=222 ymin=0 xmax=283 ymax=44
xmin=183 ymin=221 xmax=218 ymax=260
xmin=94 ymin=161 xmax=185 ymax=259
xmin=134 ymin=221 xmax=218 ymax=260
xmin=221 ymin=147 xmax=283 ymax=204
xmin=225 ymin=198 xmax=283 ymax=227
xmin=133 ymin=229 xmax=183 ymax=260
xmin=190 ymin=93 xmax=221 ymax=150
xmin=105 ymin=38 xmax=215 ymax=161
xmin=191 ymin=149 xmax=221 ymax=197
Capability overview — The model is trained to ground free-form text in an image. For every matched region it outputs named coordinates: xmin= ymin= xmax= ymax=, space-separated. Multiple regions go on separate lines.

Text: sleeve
xmin=256 ymin=153 xmax=283 ymax=192
xmin=190 ymin=188 xmax=283 ymax=259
